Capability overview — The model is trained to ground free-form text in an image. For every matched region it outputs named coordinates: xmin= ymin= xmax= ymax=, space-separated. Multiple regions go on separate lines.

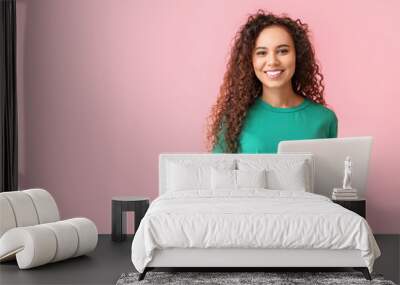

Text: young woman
xmin=207 ymin=10 xmax=337 ymax=153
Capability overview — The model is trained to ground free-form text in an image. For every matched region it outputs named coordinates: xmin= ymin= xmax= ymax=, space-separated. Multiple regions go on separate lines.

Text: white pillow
xmin=167 ymin=163 xmax=208 ymax=191
xmin=211 ymin=168 xmax=236 ymax=190
xmin=166 ymin=159 xmax=235 ymax=191
xmin=269 ymin=161 xmax=308 ymax=191
xmin=237 ymin=159 xmax=310 ymax=192
xmin=237 ymin=169 xmax=267 ymax=189
xmin=211 ymin=168 xmax=267 ymax=190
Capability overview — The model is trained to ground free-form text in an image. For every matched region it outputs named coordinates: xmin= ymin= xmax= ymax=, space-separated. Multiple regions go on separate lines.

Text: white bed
xmin=131 ymin=153 xmax=380 ymax=280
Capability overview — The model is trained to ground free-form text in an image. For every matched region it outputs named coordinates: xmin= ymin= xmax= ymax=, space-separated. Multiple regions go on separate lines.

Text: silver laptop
xmin=278 ymin=137 xmax=373 ymax=198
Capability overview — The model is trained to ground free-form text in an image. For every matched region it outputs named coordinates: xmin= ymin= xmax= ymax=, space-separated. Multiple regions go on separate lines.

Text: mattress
xmin=131 ymin=189 xmax=380 ymax=273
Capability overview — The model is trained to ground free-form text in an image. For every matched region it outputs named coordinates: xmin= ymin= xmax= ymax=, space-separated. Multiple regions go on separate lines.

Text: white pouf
xmin=0 ymin=189 xmax=98 ymax=269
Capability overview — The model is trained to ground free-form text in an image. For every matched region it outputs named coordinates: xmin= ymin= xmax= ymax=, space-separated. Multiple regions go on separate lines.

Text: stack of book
xmin=332 ymin=188 xmax=358 ymax=200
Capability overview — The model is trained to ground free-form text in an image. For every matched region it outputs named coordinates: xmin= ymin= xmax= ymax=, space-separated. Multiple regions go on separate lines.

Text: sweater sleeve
xmin=328 ymin=111 xmax=338 ymax=138
xmin=212 ymin=130 xmax=226 ymax=153
xmin=211 ymin=123 xmax=228 ymax=153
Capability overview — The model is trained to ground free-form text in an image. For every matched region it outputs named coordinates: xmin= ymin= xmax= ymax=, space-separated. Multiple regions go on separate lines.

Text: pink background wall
xmin=16 ymin=0 xmax=400 ymax=234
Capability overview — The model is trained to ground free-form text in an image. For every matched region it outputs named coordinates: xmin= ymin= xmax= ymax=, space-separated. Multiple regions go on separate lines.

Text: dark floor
xmin=0 ymin=235 xmax=134 ymax=285
xmin=0 ymin=234 xmax=399 ymax=285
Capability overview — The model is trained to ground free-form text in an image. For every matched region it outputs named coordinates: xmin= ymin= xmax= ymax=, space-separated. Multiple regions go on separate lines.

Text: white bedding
xmin=131 ymin=189 xmax=380 ymax=273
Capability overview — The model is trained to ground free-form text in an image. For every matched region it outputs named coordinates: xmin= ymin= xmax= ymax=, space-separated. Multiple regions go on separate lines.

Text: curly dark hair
xmin=206 ymin=10 xmax=326 ymax=153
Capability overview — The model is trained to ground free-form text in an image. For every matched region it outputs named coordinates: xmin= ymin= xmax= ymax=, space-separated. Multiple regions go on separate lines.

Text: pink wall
xmin=16 ymin=0 xmax=400 ymax=233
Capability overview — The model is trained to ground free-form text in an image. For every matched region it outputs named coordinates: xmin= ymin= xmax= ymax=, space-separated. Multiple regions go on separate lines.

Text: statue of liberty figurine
xmin=342 ymin=156 xmax=352 ymax=189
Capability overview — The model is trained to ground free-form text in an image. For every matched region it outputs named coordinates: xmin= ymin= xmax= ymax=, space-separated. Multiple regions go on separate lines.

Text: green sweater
xmin=212 ymin=97 xmax=338 ymax=153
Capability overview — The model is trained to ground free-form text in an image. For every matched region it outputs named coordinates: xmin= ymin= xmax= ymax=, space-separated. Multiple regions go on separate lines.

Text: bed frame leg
xmin=138 ymin=268 xmax=148 ymax=281
xmin=354 ymin=267 xmax=371 ymax=280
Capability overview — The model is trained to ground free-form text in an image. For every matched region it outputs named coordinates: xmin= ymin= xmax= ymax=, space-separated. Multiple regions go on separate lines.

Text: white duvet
xmin=131 ymin=189 xmax=380 ymax=273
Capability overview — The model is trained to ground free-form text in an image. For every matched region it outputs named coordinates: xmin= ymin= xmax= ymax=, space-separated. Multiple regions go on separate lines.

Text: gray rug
xmin=116 ymin=271 xmax=397 ymax=285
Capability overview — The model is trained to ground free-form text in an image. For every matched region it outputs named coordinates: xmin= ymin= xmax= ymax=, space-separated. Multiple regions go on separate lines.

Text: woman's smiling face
xmin=252 ymin=25 xmax=296 ymax=90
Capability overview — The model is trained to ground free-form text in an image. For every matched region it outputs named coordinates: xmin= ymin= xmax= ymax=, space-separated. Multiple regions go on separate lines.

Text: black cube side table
xmin=112 ymin=196 xmax=149 ymax=242
xmin=332 ymin=199 xmax=366 ymax=218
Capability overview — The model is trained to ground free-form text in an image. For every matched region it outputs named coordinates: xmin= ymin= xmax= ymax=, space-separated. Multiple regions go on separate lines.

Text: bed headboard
xmin=159 ymin=153 xmax=314 ymax=195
